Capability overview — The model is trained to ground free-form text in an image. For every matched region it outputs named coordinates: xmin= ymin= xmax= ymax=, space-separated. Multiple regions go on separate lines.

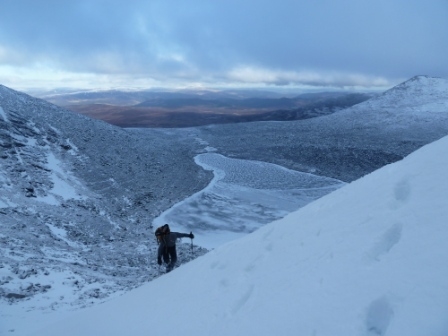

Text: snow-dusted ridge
xmin=329 ymin=75 xmax=448 ymax=127
xmin=375 ymin=75 xmax=448 ymax=110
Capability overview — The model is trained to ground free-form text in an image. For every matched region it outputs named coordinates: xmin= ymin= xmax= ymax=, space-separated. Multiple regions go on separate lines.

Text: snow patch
xmin=45 ymin=224 xmax=80 ymax=249
xmin=38 ymin=152 xmax=87 ymax=204
xmin=0 ymin=105 xmax=9 ymax=122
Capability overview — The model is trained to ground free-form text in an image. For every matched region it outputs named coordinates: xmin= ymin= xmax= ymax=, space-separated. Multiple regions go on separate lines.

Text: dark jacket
xmin=157 ymin=232 xmax=191 ymax=258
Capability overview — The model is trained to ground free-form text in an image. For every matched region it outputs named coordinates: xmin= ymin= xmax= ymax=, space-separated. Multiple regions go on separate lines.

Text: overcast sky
xmin=0 ymin=0 xmax=447 ymax=91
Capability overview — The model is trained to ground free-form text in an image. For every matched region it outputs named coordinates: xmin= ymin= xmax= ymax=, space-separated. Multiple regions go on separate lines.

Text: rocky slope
xmin=0 ymin=85 xmax=211 ymax=310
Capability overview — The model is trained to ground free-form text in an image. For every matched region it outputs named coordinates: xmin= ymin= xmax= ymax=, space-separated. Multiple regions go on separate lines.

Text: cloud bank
xmin=0 ymin=0 xmax=447 ymax=90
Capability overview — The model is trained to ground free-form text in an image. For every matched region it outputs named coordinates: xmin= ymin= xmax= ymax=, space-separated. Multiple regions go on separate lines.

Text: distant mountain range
xmin=38 ymin=88 xmax=351 ymax=105
xmin=41 ymin=89 xmax=373 ymax=127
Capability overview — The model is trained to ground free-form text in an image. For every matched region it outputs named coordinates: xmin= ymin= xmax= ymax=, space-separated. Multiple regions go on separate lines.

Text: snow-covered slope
xmin=330 ymin=75 xmax=448 ymax=129
xmin=0 ymin=84 xmax=211 ymax=311
xmin=27 ymin=133 xmax=448 ymax=336
xmin=363 ymin=75 xmax=448 ymax=112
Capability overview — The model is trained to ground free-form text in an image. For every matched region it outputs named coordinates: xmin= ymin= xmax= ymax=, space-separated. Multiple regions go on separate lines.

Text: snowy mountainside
xmin=2 ymin=75 xmax=448 ymax=334
xmin=331 ymin=75 xmax=448 ymax=128
xmin=28 ymin=133 xmax=448 ymax=336
xmin=196 ymin=76 xmax=448 ymax=181
xmin=0 ymin=85 xmax=211 ymax=311
xmin=365 ymin=75 xmax=448 ymax=111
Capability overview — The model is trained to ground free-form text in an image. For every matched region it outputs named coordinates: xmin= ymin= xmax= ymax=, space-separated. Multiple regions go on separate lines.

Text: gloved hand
xmin=189 ymin=232 xmax=194 ymax=239
xmin=157 ymin=257 xmax=162 ymax=265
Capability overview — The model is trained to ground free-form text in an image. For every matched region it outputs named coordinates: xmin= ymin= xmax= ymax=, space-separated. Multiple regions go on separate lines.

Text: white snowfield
xmin=27 ymin=134 xmax=448 ymax=336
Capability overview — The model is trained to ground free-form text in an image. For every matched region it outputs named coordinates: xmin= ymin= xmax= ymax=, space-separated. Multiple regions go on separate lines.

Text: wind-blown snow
xmin=24 ymin=135 xmax=448 ymax=336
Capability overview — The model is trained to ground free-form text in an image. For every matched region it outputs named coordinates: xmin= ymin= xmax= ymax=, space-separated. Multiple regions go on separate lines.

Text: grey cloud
xmin=0 ymin=0 xmax=447 ymax=88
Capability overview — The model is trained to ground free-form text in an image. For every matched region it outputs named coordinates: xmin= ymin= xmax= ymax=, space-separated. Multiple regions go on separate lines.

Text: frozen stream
xmin=154 ymin=153 xmax=344 ymax=248
xmin=154 ymin=153 xmax=345 ymax=248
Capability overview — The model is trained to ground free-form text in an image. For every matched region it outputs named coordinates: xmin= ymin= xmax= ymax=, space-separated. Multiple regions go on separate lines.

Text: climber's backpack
xmin=155 ymin=224 xmax=170 ymax=244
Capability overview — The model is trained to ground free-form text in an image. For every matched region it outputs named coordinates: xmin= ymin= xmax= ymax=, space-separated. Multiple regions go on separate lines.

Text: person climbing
xmin=155 ymin=224 xmax=194 ymax=272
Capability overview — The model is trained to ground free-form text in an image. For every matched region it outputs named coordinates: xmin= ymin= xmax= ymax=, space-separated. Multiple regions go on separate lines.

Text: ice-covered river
xmin=154 ymin=153 xmax=345 ymax=249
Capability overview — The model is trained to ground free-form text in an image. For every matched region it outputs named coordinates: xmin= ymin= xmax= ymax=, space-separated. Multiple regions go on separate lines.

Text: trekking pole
xmin=190 ymin=231 xmax=194 ymax=260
